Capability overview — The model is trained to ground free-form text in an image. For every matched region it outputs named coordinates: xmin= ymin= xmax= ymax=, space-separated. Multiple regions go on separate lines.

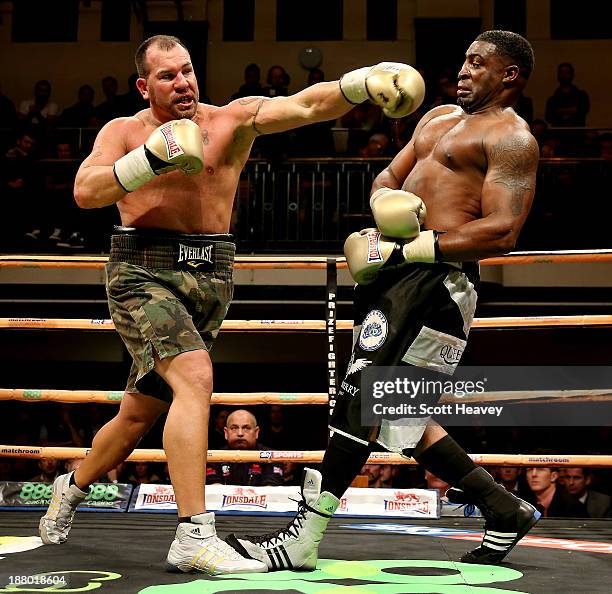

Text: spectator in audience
xmin=209 ymin=408 xmax=230 ymax=449
xmin=495 ymin=466 xmax=530 ymax=499
xmin=58 ymin=85 xmax=96 ymax=128
xmin=376 ymin=464 xmax=395 ymax=488
xmin=525 ymin=465 xmax=588 ymax=517
xmin=230 ymin=63 xmax=264 ymax=101
xmin=107 ymin=461 xmax=128 ymax=484
xmin=598 ymin=133 xmax=612 ymax=160
xmin=2 ymin=129 xmax=38 ymax=246
xmin=264 ymin=65 xmax=290 ymax=98
xmin=429 ymin=70 xmax=458 ymax=108
xmin=206 ymin=409 xmax=283 ymax=486
xmin=341 ymin=103 xmax=384 ymax=155
xmin=29 ymin=458 xmax=62 ymax=484
xmin=18 ymin=80 xmax=59 ymax=135
xmin=545 ymin=62 xmax=590 ymax=127
xmin=530 ymin=118 xmax=558 ymax=157
xmin=43 ymin=140 xmax=85 ymax=249
xmin=263 ymin=405 xmax=295 ymax=450
xmin=94 ymin=76 xmax=121 ymax=125
xmin=425 ymin=470 xmax=449 ymax=497
xmin=160 ymin=462 xmax=172 ymax=484
xmin=358 ymin=132 xmax=391 ymax=157
xmin=64 ymin=458 xmax=83 ymax=475
xmin=0 ymin=82 xmax=18 ymax=132
xmin=127 ymin=462 xmax=161 ymax=485
xmin=282 ymin=461 xmax=303 ymax=486
xmin=361 ymin=464 xmax=383 ymax=487
xmin=562 ymin=467 xmax=611 ymax=518
xmin=38 ymin=404 xmax=85 ymax=447
xmin=117 ymin=73 xmax=148 ymax=116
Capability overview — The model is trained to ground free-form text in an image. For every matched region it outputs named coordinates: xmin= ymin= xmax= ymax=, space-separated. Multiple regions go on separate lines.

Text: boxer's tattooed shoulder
xmin=90 ymin=145 xmax=103 ymax=159
xmin=488 ymin=134 xmax=538 ymax=215
xmin=251 ymin=98 xmax=268 ymax=135
xmin=201 ymin=129 xmax=209 ymax=145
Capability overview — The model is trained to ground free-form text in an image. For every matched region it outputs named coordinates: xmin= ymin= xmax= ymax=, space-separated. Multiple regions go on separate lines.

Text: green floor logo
xmin=140 ymin=559 xmax=528 ymax=593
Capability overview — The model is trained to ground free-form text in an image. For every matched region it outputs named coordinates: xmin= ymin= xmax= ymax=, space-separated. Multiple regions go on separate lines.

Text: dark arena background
xmin=0 ymin=1 xmax=611 ymax=593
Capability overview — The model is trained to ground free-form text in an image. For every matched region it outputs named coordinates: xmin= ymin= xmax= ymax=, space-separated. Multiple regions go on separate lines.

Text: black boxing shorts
xmin=330 ymin=261 xmax=479 ymax=455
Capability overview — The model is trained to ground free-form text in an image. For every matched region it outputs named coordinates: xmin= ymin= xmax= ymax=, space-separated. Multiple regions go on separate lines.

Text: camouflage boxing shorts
xmin=105 ymin=226 xmax=235 ymax=403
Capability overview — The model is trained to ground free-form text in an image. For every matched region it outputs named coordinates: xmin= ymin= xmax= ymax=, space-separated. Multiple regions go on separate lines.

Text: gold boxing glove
xmin=340 ymin=62 xmax=425 ymax=118
xmin=114 ymin=119 xmax=204 ymax=192
xmin=369 ymin=187 xmax=426 ymax=239
xmin=345 ymin=229 xmax=438 ymax=285
xmin=344 ymin=228 xmax=398 ymax=285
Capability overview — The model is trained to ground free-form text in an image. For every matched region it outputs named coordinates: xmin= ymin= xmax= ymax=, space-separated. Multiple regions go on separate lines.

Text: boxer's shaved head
xmin=135 ymin=34 xmax=190 ymax=78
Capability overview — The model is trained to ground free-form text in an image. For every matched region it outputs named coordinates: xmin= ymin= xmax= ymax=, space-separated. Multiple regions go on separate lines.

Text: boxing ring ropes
xmin=1 ymin=250 xmax=612 ymax=471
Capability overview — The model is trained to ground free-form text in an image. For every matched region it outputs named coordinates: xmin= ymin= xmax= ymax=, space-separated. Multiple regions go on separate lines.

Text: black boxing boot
xmin=446 ymin=467 xmax=540 ymax=564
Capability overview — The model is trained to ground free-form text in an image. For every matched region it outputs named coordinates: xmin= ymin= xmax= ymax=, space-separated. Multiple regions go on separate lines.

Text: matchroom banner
xmin=0 ymin=481 xmax=132 ymax=511
xmin=130 ymin=483 xmax=439 ymax=519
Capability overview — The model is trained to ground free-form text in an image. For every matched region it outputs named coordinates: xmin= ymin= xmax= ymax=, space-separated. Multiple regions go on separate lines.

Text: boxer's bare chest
xmin=414 ymin=111 xmax=489 ymax=173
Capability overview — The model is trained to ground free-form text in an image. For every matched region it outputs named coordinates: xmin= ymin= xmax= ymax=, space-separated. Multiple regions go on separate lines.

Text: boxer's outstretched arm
xmin=234 ymin=82 xmax=352 ymax=136
xmin=437 ymin=129 xmax=539 ymax=261
xmin=238 ymin=63 xmax=425 ymax=136
xmin=74 ymin=119 xmax=131 ymax=209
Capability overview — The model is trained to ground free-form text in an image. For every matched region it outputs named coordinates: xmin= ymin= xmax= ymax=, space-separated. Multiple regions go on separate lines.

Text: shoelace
xmin=246 ymin=498 xmax=308 ymax=547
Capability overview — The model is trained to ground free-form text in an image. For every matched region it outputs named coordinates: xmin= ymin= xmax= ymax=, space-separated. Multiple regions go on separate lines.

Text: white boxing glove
xmin=370 ymin=187 xmax=426 ymax=239
xmin=340 ymin=62 xmax=426 ymax=118
xmin=113 ymin=119 xmax=204 ymax=192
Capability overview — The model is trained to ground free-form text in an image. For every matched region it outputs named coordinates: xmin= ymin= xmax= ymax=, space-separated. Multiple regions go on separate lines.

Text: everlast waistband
xmin=109 ymin=226 xmax=235 ymax=271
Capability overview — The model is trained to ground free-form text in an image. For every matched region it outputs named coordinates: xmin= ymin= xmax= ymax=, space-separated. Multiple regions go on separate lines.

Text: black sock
xmin=69 ymin=472 xmax=87 ymax=492
xmin=320 ymin=433 xmax=372 ymax=499
xmin=178 ymin=511 xmax=207 ymax=524
xmin=415 ymin=435 xmax=518 ymax=516
xmin=414 ymin=434 xmax=477 ymax=486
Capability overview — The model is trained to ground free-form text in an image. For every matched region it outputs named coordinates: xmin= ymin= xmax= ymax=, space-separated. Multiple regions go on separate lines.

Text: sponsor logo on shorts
xmin=440 ymin=344 xmax=463 ymax=365
xmin=346 ymin=352 xmax=372 ymax=376
xmin=366 ymin=231 xmax=383 ymax=263
xmin=341 ymin=380 xmax=359 ymax=397
xmin=359 ymin=310 xmax=388 ymax=351
xmin=160 ymin=123 xmax=185 ymax=159
xmin=177 ymin=243 xmax=213 ymax=267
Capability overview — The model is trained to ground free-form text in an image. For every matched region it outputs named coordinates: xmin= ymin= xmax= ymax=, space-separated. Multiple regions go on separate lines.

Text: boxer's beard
xmin=149 ymin=87 xmax=198 ymax=119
